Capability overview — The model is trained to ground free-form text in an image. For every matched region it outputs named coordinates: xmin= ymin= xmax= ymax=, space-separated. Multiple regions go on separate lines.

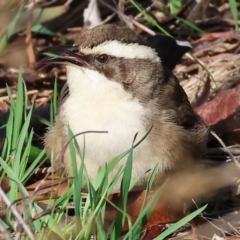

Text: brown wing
xmin=160 ymin=69 xmax=202 ymax=130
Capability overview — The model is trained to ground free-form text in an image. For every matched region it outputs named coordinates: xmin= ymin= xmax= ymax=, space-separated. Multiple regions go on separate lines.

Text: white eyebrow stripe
xmin=80 ymin=40 xmax=160 ymax=62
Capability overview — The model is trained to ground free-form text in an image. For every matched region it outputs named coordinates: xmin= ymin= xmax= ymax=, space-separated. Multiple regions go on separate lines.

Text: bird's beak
xmin=36 ymin=45 xmax=90 ymax=69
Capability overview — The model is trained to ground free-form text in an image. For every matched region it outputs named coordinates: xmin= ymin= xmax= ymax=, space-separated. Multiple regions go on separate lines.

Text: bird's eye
xmin=96 ymin=54 xmax=109 ymax=64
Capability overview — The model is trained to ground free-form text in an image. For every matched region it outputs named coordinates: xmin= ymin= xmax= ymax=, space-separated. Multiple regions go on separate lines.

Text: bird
xmin=38 ymin=24 xmax=209 ymax=193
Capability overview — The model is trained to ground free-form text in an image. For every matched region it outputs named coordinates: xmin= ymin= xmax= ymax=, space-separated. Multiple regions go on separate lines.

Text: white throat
xmin=62 ymin=66 xmax=147 ymax=139
xmin=57 ymin=66 xmax=175 ymax=192
xmin=60 ymin=66 xmax=152 ymax=177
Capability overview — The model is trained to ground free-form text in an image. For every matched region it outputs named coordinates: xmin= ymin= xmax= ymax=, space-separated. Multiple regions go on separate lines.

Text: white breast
xmin=60 ymin=66 xmax=161 ymax=191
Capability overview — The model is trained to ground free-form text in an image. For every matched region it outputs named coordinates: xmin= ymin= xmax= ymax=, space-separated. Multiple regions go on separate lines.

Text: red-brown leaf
xmin=195 ymin=85 xmax=240 ymax=135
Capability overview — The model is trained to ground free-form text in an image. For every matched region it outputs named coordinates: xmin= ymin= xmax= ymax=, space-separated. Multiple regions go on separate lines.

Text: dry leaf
xmin=195 ymin=84 xmax=240 ymax=135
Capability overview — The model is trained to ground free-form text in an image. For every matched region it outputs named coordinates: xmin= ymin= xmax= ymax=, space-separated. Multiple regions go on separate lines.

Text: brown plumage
xmin=42 ymin=24 xmax=209 ymax=193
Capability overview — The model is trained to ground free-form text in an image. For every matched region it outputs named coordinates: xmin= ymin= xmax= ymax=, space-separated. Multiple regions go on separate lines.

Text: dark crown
xmin=76 ymin=24 xmax=150 ymax=49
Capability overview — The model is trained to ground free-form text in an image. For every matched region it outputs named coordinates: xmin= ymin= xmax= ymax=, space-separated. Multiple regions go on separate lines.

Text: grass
xmin=130 ymin=0 xmax=205 ymax=35
xmin=228 ymin=0 xmax=239 ymax=31
xmin=169 ymin=0 xmax=182 ymax=14
xmin=0 ymin=74 xmax=208 ymax=239
xmin=0 ymin=73 xmax=47 ymax=239
xmin=0 ymin=5 xmax=23 ymax=54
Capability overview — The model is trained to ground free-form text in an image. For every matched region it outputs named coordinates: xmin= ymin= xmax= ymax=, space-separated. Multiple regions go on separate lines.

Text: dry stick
xmin=30 ymin=172 xmax=71 ymax=202
xmin=207 ymin=147 xmax=240 ymax=156
xmin=25 ymin=0 xmax=36 ymax=66
xmin=30 ymin=166 xmax=72 ymax=203
xmin=15 ymin=231 xmax=21 ymax=240
xmin=98 ymin=0 xmax=155 ymax=36
xmin=210 ymin=131 xmax=240 ymax=169
xmin=217 ymin=216 xmax=238 ymax=237
xmin=201 ymin=215 xmax=231 ymax=237
xmin=221 ymin=216 xmax=240 ymax=237
xmin=134 ymin=2 xmax=156 ymax=21
xmin=101 ymin=12 xmax=117 ymax=25
xmin=99 ymin=0 xmax=210 ymax=73
xmin=8 ymin=196 xmax=30 ymax=208
xmin=0 ymin=219 xmax=12 ymax=240
xmin=118 ymin=0 xmax=126 ymax=18
xmin=0 ymin=90 xmax=39 ymax=101
xmin=0 ymin=187 xmax=35 ymax=240
xmin=7 ymin=175 xmax=68 ymax=208
xmin=29 ymin=168 xmax=53 ymax=202
xmin=132 ymin=19 xmax=156 ymax=35
xmin=24 ymin=209 xmax=54 ymax=226
xmin=7 ymin=176 xmax=69 ymax=234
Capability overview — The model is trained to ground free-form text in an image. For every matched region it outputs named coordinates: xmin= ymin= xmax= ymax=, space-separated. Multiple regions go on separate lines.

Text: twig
xmin=30 ymin=172 xmax=71 ymax=202
xmin=0 ymin=90 xmax=39 ymax=101
xmin=101 ymin=12 xmax=117 ymax=25
xmin=53 ymin=130 xmax=108 ymax=174
xmin=24 ymin=208 xmax=54 ymax=225
xmin=207 ymin=147 xmax=240 ymax=156
xmin=134 ymin=2 xmax=156 ymax=21
xmin=201 ymin=215 xmax=230 ymax=237
xmin=0 ymin=187 xmax=35 ymax=240
xmin=0 ymin=219 xmax=12 ymax=240
xmin=25 ymin=0 xmax=36 ymax=65
xmin=210 ymin=131 xmax=240 ymax=169
xmin=29 ymin=168 xmax=52 ymax=201
xmin=61 ymin=130 xmax=108 ymax=157
xmin=98 ymin=0 xmax=155 ymax=35
xmin=64 ymin=0 xmax=73 ymax=8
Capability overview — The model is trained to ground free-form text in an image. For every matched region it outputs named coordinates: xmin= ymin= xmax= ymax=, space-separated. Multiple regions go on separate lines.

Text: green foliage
xmin=130 ymin=0 xmax=205 ymax=35
xmin=228 ymin=0 xmax=239 ymax=31
xmin=130 ymin=0 xmax=170 ymax=35
xmin=0 ymin=3 xmax=68 ymax=55
xmin=155 ymin=204 xmax=207 ymax=239
xmin=170 ymin=0 xmax=182 ymax=14
xmin=31 ymin=25 xmax=72 ymax=44
xmin=174 ymin=16 xmax=205 ymax=34
xmin=0 ymin=72 xmax=47 ymax=235
xmin=0 ymin=6 xmax=23 ymax=55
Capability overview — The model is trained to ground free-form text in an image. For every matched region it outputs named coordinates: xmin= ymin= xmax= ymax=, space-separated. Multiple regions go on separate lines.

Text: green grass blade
xmin=170 ymin=0 xmax=182 ymax=14
xmin=96 ymin=218 xmax=107 ymax=239
xmin=124 ymin=183 xmax=166 ymax=240
xmin=19 ymin=129 xmax=34 ymax=179
xmin=28 ymin=145 xmax=47 ymax=163
xmin=175 ymin=16 xmax=205 ymax=34
xmin=13 ymin=107 xmax=33 ymax=176
xmin=229 ymin=0 xmax=239 ymax=31
xmin=67 ymin=127 xmax=81 ymax=217
xmin=53 ymin=79 xmax=58 ymax=116
xmin=12 ymin=71 xmax=24 ymax=151
xmin=112 ymin=139 xmax=134 ymax=238
xmin=1 ymin=108 xmax=13 ymax=158
xmin=31 ymin=24 xmax=72 ymax=44
xmin=130 ymin=0 xmax=170 ymax=35
xmin=5 ymin=85 xmax=15 ymax=109
xmin=155 ymin=204 xmax=208 ymax=239
xmin=21 ymin=150 xmax=47 ymax=184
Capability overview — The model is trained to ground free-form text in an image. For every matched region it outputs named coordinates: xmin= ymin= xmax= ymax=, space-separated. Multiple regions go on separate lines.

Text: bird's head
xmin=37 ymin=24 xmax=192 ymax=106
xmin=38 ymin=25 xmax=165 ymax=96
